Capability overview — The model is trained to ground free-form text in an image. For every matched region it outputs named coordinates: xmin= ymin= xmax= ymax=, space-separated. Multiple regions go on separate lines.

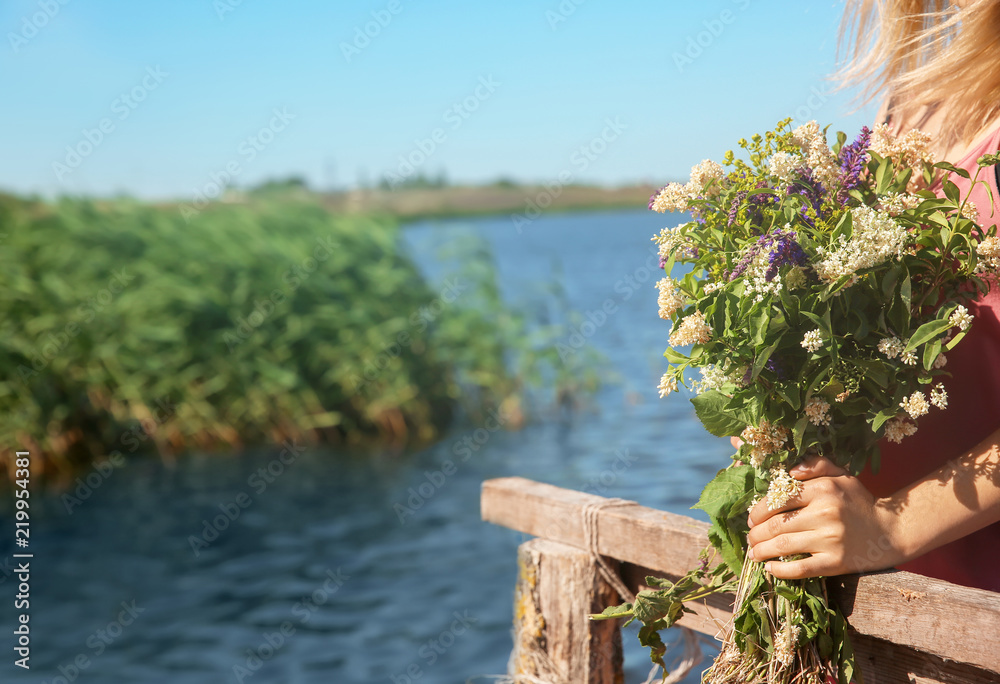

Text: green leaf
xmin=875 ymin=157 xmax=892 ymax=194
xmin=663 ymin=347 xmax=688 ymax=364
xmin=945 ymin=329 xmax=967 ymax=351
xmin=632 ymin=590 xmax=683 ymax=626
xmin=934 ymin=160 xmax=971 ymax=179
xmin=750 ymin=337 xmax=781 ymax=383
xmin=693 ymin=464 xmax=754 ymax=519
xmin=904 ymin=318 xmax=952 ymax=353
xmin=922 ymin=337 xmax=943 ymax=371
xmin=590 ymin=602 xmax=634 ymax=621
xmin=691 ymin=390 xmax=746 ymax=437
xmin=871 ymin=407 xmax=896 ymax=433
xmin=942 ymin=179 xmax=962 ymax=205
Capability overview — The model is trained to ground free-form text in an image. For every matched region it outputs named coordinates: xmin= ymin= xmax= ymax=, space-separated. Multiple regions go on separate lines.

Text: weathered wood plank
xmin=512 ymin=539 xmax=623 ymax=684
xmin=620 ymin=563 xmax=998 ymax=684
xmin=483 ymin=477 xmax=1000 ymax=676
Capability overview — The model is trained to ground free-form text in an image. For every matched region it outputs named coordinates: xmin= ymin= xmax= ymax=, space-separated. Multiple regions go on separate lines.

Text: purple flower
xmin=837 ymin=126 xmax=871 ymax=204
xmin=786 ymin=166 xmax=826 ymax=226
xmin=763 ymin=228 xmax=808 ymax=281
xmin=764 ymin=356 xmax=788 ymax=381
xmin=728 ymin=227 xmax=807 ymax=282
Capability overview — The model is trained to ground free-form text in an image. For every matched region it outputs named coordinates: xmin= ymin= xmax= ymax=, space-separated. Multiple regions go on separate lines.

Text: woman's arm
xmin=745 ymin=425 xmax=1000 ymax=579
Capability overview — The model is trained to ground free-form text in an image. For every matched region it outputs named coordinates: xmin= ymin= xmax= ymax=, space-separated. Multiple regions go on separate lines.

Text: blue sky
xmin=0 ymin=0 xmax=877 ymax=199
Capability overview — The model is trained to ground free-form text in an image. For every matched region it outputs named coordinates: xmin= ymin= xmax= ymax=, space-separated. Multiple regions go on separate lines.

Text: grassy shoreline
xmin=181 ymin=182 xmax=662 ymax=222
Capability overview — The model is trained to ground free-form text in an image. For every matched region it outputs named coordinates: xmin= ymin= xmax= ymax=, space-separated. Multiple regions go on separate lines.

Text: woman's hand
xmin=746 ymin=455 xmax=906 ymax=579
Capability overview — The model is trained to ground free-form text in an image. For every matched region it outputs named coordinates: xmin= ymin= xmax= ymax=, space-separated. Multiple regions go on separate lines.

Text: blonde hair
xmin=838 ymin=0 xmax=1000 ymax=148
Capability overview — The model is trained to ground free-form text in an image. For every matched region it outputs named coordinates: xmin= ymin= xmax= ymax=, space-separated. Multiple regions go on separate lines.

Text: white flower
xmin=740 ymin=421 xmax=790 ymax=467
xmin=885 ymin=416 xmax=918 ymax=443
xmin=878 ymin=336 xmax=904 ymax=359
xmin=899 ymin=391 xmax=930 ymax=419
xmin=805 ymin=397 xmax=831 ymax=426
xmin=689 ymin=159 xmax=725 ymax=196
xmin=930 ymin=383 xmax=948 ymax=409
xmin=961 ymin=201 xmax=979 ymax=222
xmin=773 ymin=620 xmax=801 ymax=668
xmin=976 ymin=236 xmax=1000 ymax=274
xmin=669 ymin=310 xmax=712 ymax=347
xmin=801 ymin=329 xmax=823 ymax=353
xmin=657 ymin=373 xmax=678 ymax=398
xmin=767 ymin=467 xmax=803 ymax=510
xmin=814 ymin=206 xmax=910 ymax=285
xmin=933 ymin=353 xmax=948 ymax=369
xmin=791 ymin=121 xmax=838 ymax=188
xmin=879 ymin=192 xmax=921 ymax=216
xmin=870 ymin=123 xmax=934 ymax=191
xmin=950 ymin=305 xmax=973 ymax=332
xmin=703 ymin=281 xmax=724 ymax=294
xmin=652 ymin=225 xmax=696 ymax=261
xmin=656 ymin=278 xmax=686 ymax=320
xmin=690 ymin=364 xmax=733 ymax=394
xmin=650 ymin=183 xmax=692 ymax=213
xmin=768 ymin=151 xmax=802 ymax=183
xmin=901 ymin=350 xmax=917 ymax=365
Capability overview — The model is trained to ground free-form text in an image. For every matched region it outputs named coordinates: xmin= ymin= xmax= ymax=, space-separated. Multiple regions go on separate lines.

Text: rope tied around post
xmin=581 ymin=498 xmax=703 ymax=684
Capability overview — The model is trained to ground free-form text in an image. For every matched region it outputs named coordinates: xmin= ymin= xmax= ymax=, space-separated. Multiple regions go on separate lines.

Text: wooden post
xmin=511 ymin=538 xmax=624 ymax=684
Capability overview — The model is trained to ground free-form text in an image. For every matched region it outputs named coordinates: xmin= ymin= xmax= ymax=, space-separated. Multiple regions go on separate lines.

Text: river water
xmin=2 ymin=209 xmax=731 ymax=683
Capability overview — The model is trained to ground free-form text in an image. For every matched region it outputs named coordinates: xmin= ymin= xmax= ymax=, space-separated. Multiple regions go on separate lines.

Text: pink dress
xmin=857 ymin=125 xmax=1000 ymax=592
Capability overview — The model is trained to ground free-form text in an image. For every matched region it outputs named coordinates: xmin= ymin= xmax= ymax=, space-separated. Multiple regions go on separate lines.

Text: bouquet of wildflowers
xmin=592 ymin=118 xmax=1000 ymax=683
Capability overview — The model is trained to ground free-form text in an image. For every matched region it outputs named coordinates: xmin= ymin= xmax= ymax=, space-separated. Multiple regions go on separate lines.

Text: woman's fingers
xmin=789 ymin=454 xmax=849 ymax=480
xmin=762 ymin=555 xmax=832 ymax=580
xmin=730 ymin=436 xmax=744 ymax=450
xmin=748 ymin=476 xmax=836 ymax=528
xmin=746 ymin=507 xmax=818 ymax=547
xmin=748 ymin=531 xmax=816 ymax=562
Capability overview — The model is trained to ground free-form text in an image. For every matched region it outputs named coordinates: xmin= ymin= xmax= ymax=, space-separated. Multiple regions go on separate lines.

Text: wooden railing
xmin=482 ymin=477 xmax=1000 ymax=684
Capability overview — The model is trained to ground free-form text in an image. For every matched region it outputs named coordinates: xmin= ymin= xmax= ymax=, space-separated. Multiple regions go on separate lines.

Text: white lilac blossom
xmin=879 ymin=192 xmax=922 ymax=216
xmin=930 ymin=383 xmax=948 ymax=409
xmin=652 ymin=225 xmax=696 ymax=261
xmin=657 ymin=373 xmax=678 ymax=398
xmin=870 ymin=123 xmax=934 ymax=191
xmin=649 ymin=183 xmax=692 ymax=213
xmin=690 ymin=159 xmax=725 ymax=196
xmin=656 ymin=278 xmax=686 ymax=320
xmin=885 ymin=416 xmax=918 ymax=444
xmin=814 ymin=205 xmax=909 ymax=285
xmin=691 ymin=364 xmax=734 ymax=394
xmin=901 ymin=350 xmax=917 ymax=366
xmin=669 ymin=310 xmax=712 ymax=347
xmin=899 ymin=390 xmax=930 ymax=420
xmin=950 ymin=305 xmax=973 ymax=332
xmin=649 ymin=159 xmax=726 ymax=211
xmin=768 ymin=151 xmax=802 ymax=184
xmin=767 ymin=468 xmax=803 ymax=510
xmin=976 ymin=236 xmax=1000 ymax=274
xmin=791 ymin=121 xmax=839 ymax=189
xmin=804 ymin=397 xmax=831 ymax=426
xmin=800 ymin=329 xmax=823 ymax=353
xmin=961 ymin=201 xmax=979 ymax=222
xmin=740 ymin=421 xmax=790 ymax=468
xmin=877 ymin=336 xmax=904 ymax=359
